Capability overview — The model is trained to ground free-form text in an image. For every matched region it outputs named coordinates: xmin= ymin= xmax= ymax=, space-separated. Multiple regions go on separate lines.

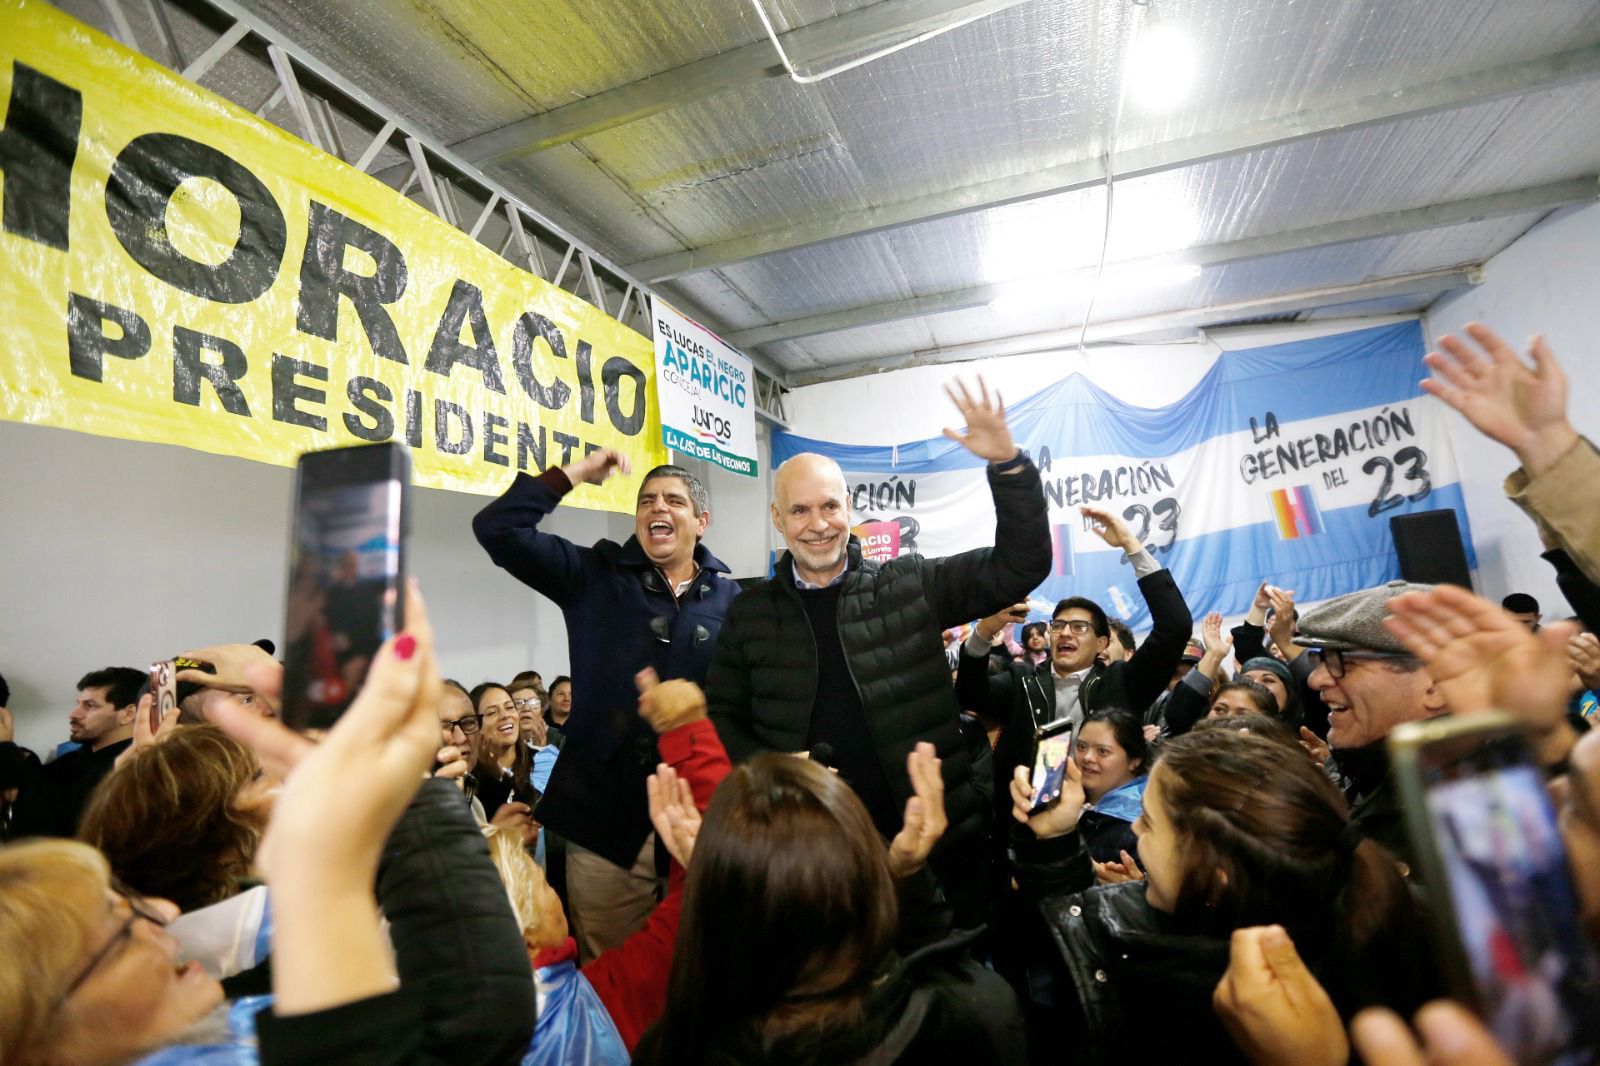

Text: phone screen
xmin=283 ymin=446 xmax=407 ymax=731
xmin=1423 ymin=738 xmax=1600 ymax=1063
xmin=148 ymin=660 xmax=176 ymax=735
xmin=1030 ymin=733 xmax=1073 ymax=815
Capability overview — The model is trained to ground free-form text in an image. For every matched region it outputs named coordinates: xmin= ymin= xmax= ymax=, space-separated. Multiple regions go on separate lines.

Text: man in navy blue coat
xmin=473 ymin=449 xmax=739 ymax=959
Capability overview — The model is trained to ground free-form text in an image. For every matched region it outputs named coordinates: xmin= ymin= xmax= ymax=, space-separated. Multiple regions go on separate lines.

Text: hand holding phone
xmin=283 ymin=444 xmax=409 ymax=731
xmin=1391 ymin=713 xmax=1600 ymax=1063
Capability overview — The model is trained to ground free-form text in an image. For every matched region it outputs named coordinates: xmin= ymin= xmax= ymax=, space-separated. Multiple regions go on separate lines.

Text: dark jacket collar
xmin=618 ymin=534 xmax=731 ymax=575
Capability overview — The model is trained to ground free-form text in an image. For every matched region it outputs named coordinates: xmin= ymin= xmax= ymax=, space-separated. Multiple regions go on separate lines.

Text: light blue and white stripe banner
xmin=773 ymin=322 xmax=1475 ymax=631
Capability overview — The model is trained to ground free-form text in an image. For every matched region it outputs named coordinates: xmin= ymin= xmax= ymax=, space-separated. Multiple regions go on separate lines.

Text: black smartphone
xmin=1391 ymin=713 xmax=1600 ymax=1064
xmin=1029 ymin=718 xmax=1074 ymax=815
xmin=282 ymin=443 xmax=409 ymax=731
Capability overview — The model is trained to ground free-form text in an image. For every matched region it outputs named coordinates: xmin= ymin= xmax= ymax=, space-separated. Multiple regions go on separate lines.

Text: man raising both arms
xmin=474 ymin=451 xmax=739 ymax=961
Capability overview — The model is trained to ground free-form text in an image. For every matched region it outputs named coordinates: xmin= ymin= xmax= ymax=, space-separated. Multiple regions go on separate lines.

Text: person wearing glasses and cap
xmin=1293 ymin=579 xmax=1448 ymax=873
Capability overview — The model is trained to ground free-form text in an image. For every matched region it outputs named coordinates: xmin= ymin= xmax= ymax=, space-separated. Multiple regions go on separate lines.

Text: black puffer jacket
xmin=707 ymin=459 xmax=1050 ymax=877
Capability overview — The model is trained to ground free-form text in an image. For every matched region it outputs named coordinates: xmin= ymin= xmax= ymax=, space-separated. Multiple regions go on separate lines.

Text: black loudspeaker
xmin=1390 ymin=509 xmax=1474 ymax=590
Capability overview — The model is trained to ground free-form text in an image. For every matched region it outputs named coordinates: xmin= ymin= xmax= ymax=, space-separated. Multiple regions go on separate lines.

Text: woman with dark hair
xmin=471 ymin=682 xmax=536 ymax=822
xmin=1206 ymin=678 xmax=1279 ymax=721
xmin=1236 ymin=655 xmax=1303 ymax=730
xmin=1020 ymin=622 xmax=1049 ymax=668
xmin=634 ymin=747 xmax=1024 ymax=1064
xmin=1010 ymin=728 xmax=1429 ymax=1065
xmin=77 ymin=725 xmax=271 ymax=913
xmin=1073 ymin=708 xmax=1148 ymax=866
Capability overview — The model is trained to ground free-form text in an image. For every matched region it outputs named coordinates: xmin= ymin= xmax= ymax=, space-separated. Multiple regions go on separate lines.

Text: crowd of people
xmin=0 ymin=321 xmax=1597 ymax=1064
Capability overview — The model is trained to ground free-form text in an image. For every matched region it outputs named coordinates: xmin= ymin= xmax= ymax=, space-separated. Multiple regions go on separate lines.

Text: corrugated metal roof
xmin=52 ymin=0 xmax=1600 ymax=382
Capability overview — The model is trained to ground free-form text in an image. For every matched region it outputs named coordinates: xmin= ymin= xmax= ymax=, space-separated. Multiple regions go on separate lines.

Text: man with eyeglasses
xmin=1293 ymin=579 xmax=1447 ymax=871
xmin=956 ymin=505 xmax=1192 ymax=814
xmin=473 ymin=451 xmax=739 ymax=962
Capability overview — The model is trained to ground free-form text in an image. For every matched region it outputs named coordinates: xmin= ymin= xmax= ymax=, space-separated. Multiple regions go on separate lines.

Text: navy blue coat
xmin=473 ymin=469 xmax=740 ymax=866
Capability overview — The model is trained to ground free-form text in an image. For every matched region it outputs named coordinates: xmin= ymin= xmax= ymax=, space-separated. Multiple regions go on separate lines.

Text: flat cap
xmin=1292 ymin=579 xmax=1433 ymax=654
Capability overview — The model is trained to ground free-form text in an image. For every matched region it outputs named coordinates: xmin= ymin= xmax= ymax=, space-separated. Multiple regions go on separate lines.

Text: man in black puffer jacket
xmin=707 ymin=379 xmax=1050 ymax=922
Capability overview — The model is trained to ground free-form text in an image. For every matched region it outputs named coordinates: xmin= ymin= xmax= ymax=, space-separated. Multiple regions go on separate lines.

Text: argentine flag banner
xmin=773 ymin=322 xmax=1475 ymax=631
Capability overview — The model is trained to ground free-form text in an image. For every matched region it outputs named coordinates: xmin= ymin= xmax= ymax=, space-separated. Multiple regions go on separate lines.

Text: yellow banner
xmin=0 ymin=0 xmax=665 ymax=512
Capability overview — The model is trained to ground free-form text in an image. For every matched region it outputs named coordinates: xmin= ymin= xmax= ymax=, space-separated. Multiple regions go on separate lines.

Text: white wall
xmin=1424 ymin=202 xmax=1600 ymax=616
xmin=0 ymin=420 xmax=632 ymax=754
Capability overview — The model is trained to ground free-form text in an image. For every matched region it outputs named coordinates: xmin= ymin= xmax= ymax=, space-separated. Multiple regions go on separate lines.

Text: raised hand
xmin=1092 ymin=849 xmax=1145 ymax=885
xmin=119 ymin=692 xmax=183 ymax=769
xmin=1569 ymin=632 xmax=1600 ymax=690
xmin=647 ymin=763 xmax=702 ymax=868
xmin=1298 ymin=726 xmax=1330 ymax=768
xmin=1202 ymin=612 xmax=1233 ymax=656
xmin=1213 ymin=925 xmax=1348 ymax=1066
xmin=1009 ymin=759 xmax=1086 ymax=839
xmin=636 ymin=667 xmax=709 ymax=734
xmin=1081 ymin=504 xmax=1140 ymax=555
xmin=941 ymin=376 xmax=1018 ymax=464
xmin=1265 ymin=587 xmax=1302 ymax=661
xmin=562 ymin=446 xmax=631 ymax=487
xmin=1423 ymin=323 xmax=1578 ymax=478
xmin=1352 ymin=1002 xmax=1513 ymax=1066
xmin=976 ymin=603 xmax=1029 ymax=642
xmin=888 ymin=742 xmax=948 ymax=877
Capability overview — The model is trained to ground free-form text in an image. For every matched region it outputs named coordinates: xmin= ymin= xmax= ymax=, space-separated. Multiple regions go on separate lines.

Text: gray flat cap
xmin=1292 ymin=579 xmax=1433 ymax=654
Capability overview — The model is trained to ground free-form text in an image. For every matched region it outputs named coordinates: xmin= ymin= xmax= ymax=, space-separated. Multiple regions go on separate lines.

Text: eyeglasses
xmin=512 ymin=697 xmax=540 ymax=711
xmin=53 ymin=882 xmax=168 ymax=1012
xmin=1047 ymin=620 xmax=1096 ymax=636
xmin=1308 ymin=648 xmax=1417 ymax=680
xmin=441 ymin=713 xmax=484 ymax=736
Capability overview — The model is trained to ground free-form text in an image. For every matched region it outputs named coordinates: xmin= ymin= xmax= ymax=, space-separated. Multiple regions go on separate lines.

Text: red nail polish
xmin=394 ymin=634 xmax=417 ymax=660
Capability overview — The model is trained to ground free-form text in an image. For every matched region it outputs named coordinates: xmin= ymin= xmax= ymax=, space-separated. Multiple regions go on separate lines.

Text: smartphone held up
xmin=282 ymin=443 xmax=410 ymax=732
xmin=1391 ymin=713 xmax=1600 ymax=1065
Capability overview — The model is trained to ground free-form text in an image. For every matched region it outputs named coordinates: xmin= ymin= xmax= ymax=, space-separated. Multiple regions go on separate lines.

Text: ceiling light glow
xmin=1126 ymin=23 xmax=1196 ymax=112
xmin=988 ymin=262 xmax=1200 ymax=315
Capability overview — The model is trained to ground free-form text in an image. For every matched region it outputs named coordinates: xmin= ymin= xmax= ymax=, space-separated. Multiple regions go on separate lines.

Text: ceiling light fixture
xmin=1126 ymin=19 xmax=1197 ymax=112
xmin=989 ymin=262 xmax=1200 ymax=315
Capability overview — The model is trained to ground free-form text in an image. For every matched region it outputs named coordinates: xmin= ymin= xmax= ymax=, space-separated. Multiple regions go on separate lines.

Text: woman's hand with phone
xmin=1010 ymin=757 xmax=1085 ymax=839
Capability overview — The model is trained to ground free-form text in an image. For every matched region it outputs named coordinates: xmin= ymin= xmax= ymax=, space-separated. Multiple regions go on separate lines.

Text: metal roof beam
xmin=788 ymin=267 xmax=1483 ymax=385
xmin=722 ymin=178 xmax=1597 ymax=348
xmin=439 ymin=0 xmax=1033 ymax=169
xmin=630 ymin=44 xmax=1600 ymax=283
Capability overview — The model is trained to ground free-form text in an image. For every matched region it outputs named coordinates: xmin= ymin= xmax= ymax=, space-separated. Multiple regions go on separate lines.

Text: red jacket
xmin=531 ymin=717 xmax=730 ymax=1051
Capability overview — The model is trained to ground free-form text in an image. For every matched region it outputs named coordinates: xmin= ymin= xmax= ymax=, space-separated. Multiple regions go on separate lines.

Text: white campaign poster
xmin=651 ymin=299 xmax=759 ymax=477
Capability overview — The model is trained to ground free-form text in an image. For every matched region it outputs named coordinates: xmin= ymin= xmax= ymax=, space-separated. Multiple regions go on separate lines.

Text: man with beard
xmin=707 ymin=378 xmax=1050 ymax=922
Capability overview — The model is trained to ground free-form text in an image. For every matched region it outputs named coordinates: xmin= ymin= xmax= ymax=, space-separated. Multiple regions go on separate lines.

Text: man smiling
xmin=474 ymin=450 xmax=738 ymax=960
xmin=1294 ymin=580 xmax=1446 ymax=870
xmin=707 ymin=378 xmax=1050 ymax=921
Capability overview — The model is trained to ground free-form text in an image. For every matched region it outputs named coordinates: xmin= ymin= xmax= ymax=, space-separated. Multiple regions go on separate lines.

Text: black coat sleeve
xmin=953 ymin=642 xmax=1017 ymax=727
xmin=256 ymin=779 xmax=536 ymax=1066
xmin=1009 ymin=826 xmax=1095 ymax=907
xmin=471 ymin=469 xmax=591 ymax=606
xmin=1231 ymin=621 xmax=1268 ymax=665
xmin=924 ymin=460 xmax=1052 ymax=629
xmin=1545 ymin=547 xmax=1600 ymax=634
xmin=1117 ymin=569 xmax=1193 ymax=716
xmin=1162 ymin=675 xmax=1211 ymax=738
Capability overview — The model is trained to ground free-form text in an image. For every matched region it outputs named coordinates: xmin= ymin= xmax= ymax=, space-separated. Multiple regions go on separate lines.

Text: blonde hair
xmin=0 ymin=840 xmax=113 ymax=1065
xmin=483 ymin=827 xmax=549 ymax=941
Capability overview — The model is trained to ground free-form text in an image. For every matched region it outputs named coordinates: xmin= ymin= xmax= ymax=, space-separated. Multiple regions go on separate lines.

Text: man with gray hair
xmin=1294 ymin=579 xmax=1447 ymax=869
xmin=708 ymin=378 xmax=1050 ymax=920
xmin=474 ymin=448 xmax=739 ymax=960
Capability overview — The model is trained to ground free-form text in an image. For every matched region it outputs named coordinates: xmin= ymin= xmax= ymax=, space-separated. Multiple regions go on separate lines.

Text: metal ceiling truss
xmin=721 ymin=176 xmax=1599 ymax=348
xmin=789 ymin=266 xmax=1484 ymax=384
xmin=628 ymin=42 xmax=1600 ymax=284
xmin=87 ymin=0 xmax=792 ymax=426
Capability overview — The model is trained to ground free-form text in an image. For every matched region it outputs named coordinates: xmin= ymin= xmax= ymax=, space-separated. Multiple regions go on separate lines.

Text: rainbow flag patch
xmin=1269 ymin=484 xmax=1324 ymax=540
